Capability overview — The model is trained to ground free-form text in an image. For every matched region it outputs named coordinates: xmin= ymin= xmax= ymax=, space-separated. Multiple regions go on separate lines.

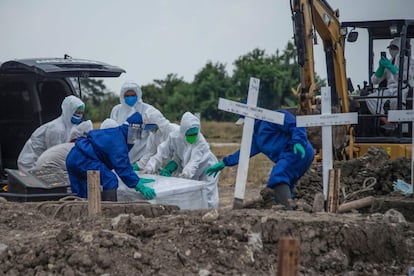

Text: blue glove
xmin=135 ymin=178 xmax=156 ymax=199
xmin=393 ymin=179 xmax=412 ymax=195
xmin=205 ymin=161 xmax=225 ymax=177
xmin=293 ymin=143 xmax=305 ymax=159
xmin=159 ymin=160 xmax=178 ymax=177
xmin=132 ymin=163 xmax=140 ymax=171
xmin=380 ymin=56 xmax=398 ymax=74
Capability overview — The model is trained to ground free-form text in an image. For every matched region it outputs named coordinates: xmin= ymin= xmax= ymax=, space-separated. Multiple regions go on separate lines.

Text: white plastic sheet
xmin=117 ymin=173 xmax=208 ymax=210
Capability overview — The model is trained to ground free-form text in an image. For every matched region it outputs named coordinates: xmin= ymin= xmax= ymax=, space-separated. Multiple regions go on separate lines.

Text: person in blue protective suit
xmin=205 ymin=109 xmax=314 ymax=210
xmin=66 ymin=112 xmax=156 ymax=201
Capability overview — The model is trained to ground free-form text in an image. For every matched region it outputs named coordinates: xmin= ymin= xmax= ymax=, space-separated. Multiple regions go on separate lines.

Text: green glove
xmin=132 ymin=163 xmax=140 ymax=171
xmin=374 ymin=66 xmax=385 ymax=78
xmin=205 ymin=161 xmax=225 ymax=177
xmin=380 ymin=56 xmax=398 ymax=74
xmin=293 ymin=143 xmax=305 ymax=159
xmin=135 ymin=178 xmax=156 ymax=199
xmin=159 ymin=160 xmax=178 ymax=177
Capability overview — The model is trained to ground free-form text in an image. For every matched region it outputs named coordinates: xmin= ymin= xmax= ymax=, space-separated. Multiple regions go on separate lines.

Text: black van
xmin=0 ymin=57 xmax=125 ymax=183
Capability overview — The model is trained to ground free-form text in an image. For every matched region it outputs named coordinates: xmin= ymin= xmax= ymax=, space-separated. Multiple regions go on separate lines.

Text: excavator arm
xmin=291 ymin=0 xmax=349 ymax=115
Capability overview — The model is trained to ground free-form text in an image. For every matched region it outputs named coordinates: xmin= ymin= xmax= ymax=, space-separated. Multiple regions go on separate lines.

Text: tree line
xmin=80 ymin=42 xmax=325 ymax=123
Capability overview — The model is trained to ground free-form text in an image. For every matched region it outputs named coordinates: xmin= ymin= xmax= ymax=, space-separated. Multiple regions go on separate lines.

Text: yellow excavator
xmin=290 ymin=0 xmax=414 ymax=160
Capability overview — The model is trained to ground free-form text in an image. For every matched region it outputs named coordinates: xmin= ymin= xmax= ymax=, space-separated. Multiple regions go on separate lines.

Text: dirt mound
xmin=0 ymin=146 xmax=413 ymax=275
xmin=296 ymin=147 xmax=411 ymax=205
xmin=0 ymin=202 xmax=413 ymax=275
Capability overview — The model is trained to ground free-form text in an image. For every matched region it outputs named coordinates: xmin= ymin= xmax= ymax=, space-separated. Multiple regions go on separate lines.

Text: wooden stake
xmin=327 ymin=168 xmax=340 ymax=213
xmin=277 ymin=237 xmax=300 ymax=276
xmin=87 ymin=170 xmax=101 ymax=216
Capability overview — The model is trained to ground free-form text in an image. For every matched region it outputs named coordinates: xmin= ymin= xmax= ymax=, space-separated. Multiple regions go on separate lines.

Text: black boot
xmin=273 ymin=183 xmax=292 ymax=210
xmin=101 ymin=189 xmax=117 ymax=202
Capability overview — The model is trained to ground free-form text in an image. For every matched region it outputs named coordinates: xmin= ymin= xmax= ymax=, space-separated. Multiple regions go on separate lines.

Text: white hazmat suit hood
xmin=17 ymin=95 xmax=85 ymax=172
xmin=100 ymin=118 xmax=119 ymax=129
xmin=110 ymin=81 xmax=143 ymax=125
xmin=109 ymin=81 xmax=161 ymax=163
xmin=69 ymin=120 xmax=93 ymax=141
xmin=144 ymin=112 xmax=219 ymax=208
xmin=138 ymin=108 xmax=179 ymax=169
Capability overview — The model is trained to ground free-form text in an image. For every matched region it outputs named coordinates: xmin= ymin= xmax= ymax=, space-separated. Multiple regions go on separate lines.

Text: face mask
xmin=389 ymin=49 xmax=399 ymax=58
xmin=124 ymin=95 xmax=138 ymax=107
xmin=185 ymin=127 xmax=199 ymax=144
xmin=71 ymin=113 xmax=83 ymax=125
xmin=185 ymin=134 xmax=198 ymax=144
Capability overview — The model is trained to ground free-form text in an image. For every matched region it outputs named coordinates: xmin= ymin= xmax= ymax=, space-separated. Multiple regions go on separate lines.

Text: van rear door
xmin=0 ymin=58 xmax=125 ymax=77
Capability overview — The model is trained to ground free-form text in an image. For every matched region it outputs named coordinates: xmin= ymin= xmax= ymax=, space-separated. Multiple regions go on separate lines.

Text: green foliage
xmin=77 ymin=40 xmax=326 ymax=122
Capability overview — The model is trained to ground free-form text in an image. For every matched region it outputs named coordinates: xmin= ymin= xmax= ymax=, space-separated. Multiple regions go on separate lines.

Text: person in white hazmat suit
xmin=17 ymin=95 xmax=85 ymax=172
xmin=366 ymin=37 xmax=414 ymax=120
xmin=133 ymin=108 xmax=180 ymax=174
xmin=34 ymin=120 xmax=93 ymax=172
xmin=143 ymin=112 xmax=219 ymax=209
xmin=110 ymin=81 xmax=161 ymax=163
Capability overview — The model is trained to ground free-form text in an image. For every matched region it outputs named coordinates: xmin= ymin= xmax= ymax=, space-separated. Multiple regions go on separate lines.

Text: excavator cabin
xmin=342 ymin=20 xmax=414 ymax=159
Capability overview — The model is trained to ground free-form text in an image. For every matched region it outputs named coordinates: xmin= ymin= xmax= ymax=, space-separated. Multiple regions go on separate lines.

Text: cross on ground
xmin=218 ymin=77 xmax=285 ymax=209
xmin=296 ymin=86 xmax=358 ymax=204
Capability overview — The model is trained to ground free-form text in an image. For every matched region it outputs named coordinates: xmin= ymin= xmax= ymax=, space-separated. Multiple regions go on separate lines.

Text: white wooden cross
xmin=388 ymin=103 xmax=414 ymax=195
xmin=218 ymin=77 xmax=285 ymax=208
xmin=296 ymin=86 xmax=358 ymax=201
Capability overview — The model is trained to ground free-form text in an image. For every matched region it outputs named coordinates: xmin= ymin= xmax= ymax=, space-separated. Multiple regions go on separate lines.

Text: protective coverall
xmin=144 ymin=112 xmax=220 ymax=209
xmin=66 ymin=113 xmax=149 ymax=200
xmin=366 ymin=37 xmax=414 ymax=115
xmin=110 ymin=81 xmax=160 ymax=163
xmin=34 ymin=120 xmax=93 ymax=172
xmin=18 ymin=95 xmax=85 ymax=172
xmin=137 ymin=108 xmax=180 ymax=170
xmin=209 ymin=110 xmax=314 ymax=208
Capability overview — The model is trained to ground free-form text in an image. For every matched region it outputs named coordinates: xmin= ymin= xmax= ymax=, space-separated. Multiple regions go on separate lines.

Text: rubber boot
xmin=273 ymin=183 xmax=292 ymax=210
xmin=101 ymin=189 xmax=117 ymax=202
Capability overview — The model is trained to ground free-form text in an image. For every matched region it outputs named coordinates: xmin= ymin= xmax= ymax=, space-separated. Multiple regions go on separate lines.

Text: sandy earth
xmin=0 ymin=147 xmax=414 ymax=275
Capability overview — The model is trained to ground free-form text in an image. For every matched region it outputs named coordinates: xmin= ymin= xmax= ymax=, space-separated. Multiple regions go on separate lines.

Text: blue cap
xmin=126 ymin=112 xmax=143 ymax=125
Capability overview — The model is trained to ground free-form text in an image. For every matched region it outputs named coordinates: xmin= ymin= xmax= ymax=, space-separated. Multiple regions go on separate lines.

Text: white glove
xmin=179 ymin=171 xmax=192 ymax=179
xmin=141 ymin=165 xmax=156 ymax=175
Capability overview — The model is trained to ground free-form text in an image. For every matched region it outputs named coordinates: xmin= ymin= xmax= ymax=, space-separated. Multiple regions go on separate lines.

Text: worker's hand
xmin=205 ymin=161 xmax=225 ymax=177
xmin=293 ymin=143 xmax=305 ymax=159
xmin=159 ymin=160 xmax=178 ymax=177
xmin=380 ymin=56 xmax=398 ymax=74
xmin=135 ymin=178 xmax=156 ymax=199
xmin=159 ymin=168 xmax=172 ymax=177
xmin=132 ymin=163 xmax=140 ymax=171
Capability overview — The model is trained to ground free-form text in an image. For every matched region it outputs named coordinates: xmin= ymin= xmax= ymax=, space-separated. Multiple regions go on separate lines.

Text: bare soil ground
xmin=1 ymin=121 xmax=414 ymax=275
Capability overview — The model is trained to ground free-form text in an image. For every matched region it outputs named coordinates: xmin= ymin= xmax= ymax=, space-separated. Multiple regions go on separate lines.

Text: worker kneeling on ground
xmin=66 ymin=112 xmax=156 ymax=201
xmin=205 ymin=110 xmax=314 ymax=210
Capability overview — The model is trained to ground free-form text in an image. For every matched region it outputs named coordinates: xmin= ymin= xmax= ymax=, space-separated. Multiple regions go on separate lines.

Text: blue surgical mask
xmin=125 ymin=95 xmax=138 ymax=107
xmin=71 ymin=113 xmax=83 ymax=125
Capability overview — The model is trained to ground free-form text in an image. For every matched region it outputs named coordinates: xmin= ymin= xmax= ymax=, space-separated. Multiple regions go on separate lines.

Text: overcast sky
xmin=1 ymin=0 xmax=413 ymax=95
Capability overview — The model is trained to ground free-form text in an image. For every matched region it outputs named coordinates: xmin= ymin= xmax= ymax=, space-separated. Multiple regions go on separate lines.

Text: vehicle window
xmin=0 ymin=81 xmax=32 ymax=121
xmin=37 ymin=81 xmax=68 ymax=123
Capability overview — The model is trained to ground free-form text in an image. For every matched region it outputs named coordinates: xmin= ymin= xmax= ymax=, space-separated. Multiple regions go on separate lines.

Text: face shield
xmin=127 ymin=123 xmax=143 ymax=144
